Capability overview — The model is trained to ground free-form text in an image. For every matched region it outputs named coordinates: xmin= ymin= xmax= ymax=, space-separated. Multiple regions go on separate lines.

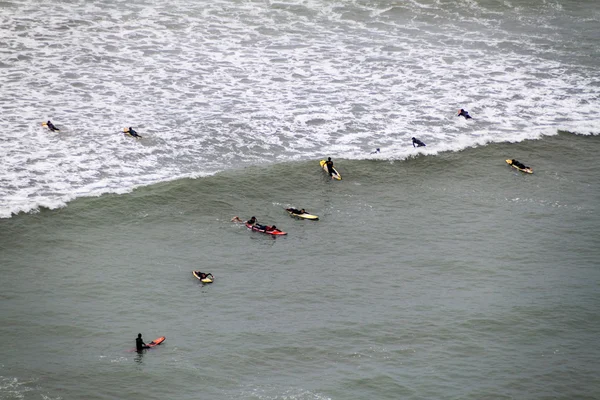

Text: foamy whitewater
xmin=1 ymin=0 xmax=599 ymax=217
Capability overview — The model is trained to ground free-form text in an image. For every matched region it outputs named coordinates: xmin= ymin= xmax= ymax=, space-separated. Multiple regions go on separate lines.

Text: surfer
xmin=286 ymin=208 xmax=306 ymax=215
xmin=126 ymin=127 xmax=141 ymax=138
xmin=371 ymin=148 xmax=380 ymax=154
xmin=457 ymin=109 xmax=472 ymax=119
xmin=44 ymin=120 xmax=59 ymax=131
xmin=265 ymin=225 xmax=277 ymax=232
xmin=325 ymin=157 xmax=335 ymax=177
xmin=412 ymin=137 xmax=426 ymax=147
xmin=232 ymin=216 xmax=257 ymax=225
xmin=195 ymin=271 xmax=213 ymax=280
xmin=511 ymin=159 xmax=529 ymax=170
xmin=136 ymin=333 xmax=150 ymax=352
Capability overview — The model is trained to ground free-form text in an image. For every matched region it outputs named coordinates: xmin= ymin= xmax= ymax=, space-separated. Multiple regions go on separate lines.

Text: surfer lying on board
xmin=231 ymin=216 xmax=257 ymax=225
xmin=136 ymin=333 xmax=150 ymax=351
xmin=325 ymin=157 xmax=335 ymax=176
xmin=412 ymin=137 xmax=426 ymax=147
xmin=125 ymin=127 xmax=141 ymax=138
xmin=371 ymin=148 xmax=380 ymax=154
xmin=511 ymin=159 xmax=529 ymax=170
xmin=457 ymin=109 xmax=472 ymax=119
xmin=43 ymin=120 xmax=59 ymax=131
xmin=244 ymin=221 xmax=276 ymax=231
xmin=194 ymin=271 xmax=213 ymax=280
xmin=286 ymin=208 xmax=306 ymax=215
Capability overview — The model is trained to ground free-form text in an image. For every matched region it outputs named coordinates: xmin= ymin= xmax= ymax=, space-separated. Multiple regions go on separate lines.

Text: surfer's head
xmin=328 ymin=157 xmax=331 ymax=161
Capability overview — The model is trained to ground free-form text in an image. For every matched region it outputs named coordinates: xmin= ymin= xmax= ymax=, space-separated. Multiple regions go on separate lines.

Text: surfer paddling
xmin=412 ymin=137 xmax=426 ymax=147
xmin=232 ymin=216 xmax=257 ymax=225
xmin=42 ymin=120 xmax=60 ymax=131
xmin=124 ymin=127 xmax=142 ymax=138
xmin=457 ymin=109 xmax=472 ymax=119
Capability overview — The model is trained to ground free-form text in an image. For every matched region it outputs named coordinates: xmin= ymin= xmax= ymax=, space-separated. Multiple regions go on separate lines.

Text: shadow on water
xmin=134 ymin=351 xmax=145 ymax=365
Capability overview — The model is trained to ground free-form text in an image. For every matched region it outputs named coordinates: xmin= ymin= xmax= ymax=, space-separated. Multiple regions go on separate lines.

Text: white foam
xmin=1 ymin=0 xmax=599 ymax=217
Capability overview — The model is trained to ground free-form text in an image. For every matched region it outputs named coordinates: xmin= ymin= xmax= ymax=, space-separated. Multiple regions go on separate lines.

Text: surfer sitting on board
xmin=286 ymin=208 xmax=306 ymax=215
xmin=44 ymin=120 xmax=59 ymax=131
xmin=136 ymin=333 xmax=150 ymax=351
xmin=412 ymin=137 xmax=426 ymax=147
xmin=125 ymin=127 xmax=141 ymax=138
xmin=325 ymin=157 xmax=335 ymax=176
xmin=457 ymin=109 xmax=472 ymax=119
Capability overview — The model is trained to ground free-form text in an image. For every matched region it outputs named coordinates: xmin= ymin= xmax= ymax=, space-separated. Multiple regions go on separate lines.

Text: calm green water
xmin=1 ymin=133 xmax=599 ymax=399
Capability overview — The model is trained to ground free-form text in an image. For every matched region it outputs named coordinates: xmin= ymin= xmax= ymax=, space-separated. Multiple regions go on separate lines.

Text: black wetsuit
xmin=412 ymin=138 xmax=426 ymax=147
xmin=325 ymin=160 xmax=334 ymax=175
xmin=47 ymin=121 xmax=59 ymax=131
xmin=136 ymin=337 xmax=147 ymax=351
xmin=458 ymin=110 xmax=472 ymax=119
xmin=128 ymin=128 xmax=140 ymax=137
xmin=288 ymin=208 xmax=302 ymax=214
xmin=512 ymin=160 xmax=528 ymax=169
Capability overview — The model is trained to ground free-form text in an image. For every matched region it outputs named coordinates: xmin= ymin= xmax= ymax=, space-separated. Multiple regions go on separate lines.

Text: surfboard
xmin=319 ymin=160 xmax=342 ymax=180
xmin=192 ymin=271 xmax=214 ymax=283
xmin=123 ymin=128 xmax=142 ymax=139
xmin=245 ymin=222 xmax=287 ymax=235
xmin=506 ymin=159 xmax=533 ymax=174
xmin=147 ymin=336 xmax=166 ymax=347
xmin=286 ymin=209 xmax=319 ymax=220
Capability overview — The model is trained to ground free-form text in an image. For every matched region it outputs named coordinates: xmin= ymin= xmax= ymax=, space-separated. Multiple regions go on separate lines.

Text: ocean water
xmin=1 ymin=0 xmax=599 ymax=399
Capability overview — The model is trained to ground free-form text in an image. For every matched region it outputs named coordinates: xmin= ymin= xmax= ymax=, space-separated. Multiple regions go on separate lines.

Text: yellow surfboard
xmin=286 ymin=209 xmax=319 ymax=220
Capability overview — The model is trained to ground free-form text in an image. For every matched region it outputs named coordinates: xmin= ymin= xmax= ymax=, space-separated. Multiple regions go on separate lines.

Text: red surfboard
xmin=147 ymin=336 xmax=166 ymax=347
